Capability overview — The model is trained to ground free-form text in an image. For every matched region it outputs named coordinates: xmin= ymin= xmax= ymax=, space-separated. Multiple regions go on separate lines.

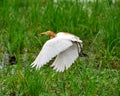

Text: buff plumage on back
xmin=31 ymin=37 xmax=73 ymax=69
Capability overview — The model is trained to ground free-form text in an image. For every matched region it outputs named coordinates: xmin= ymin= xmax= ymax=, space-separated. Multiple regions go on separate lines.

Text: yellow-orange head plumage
xmin=41 ymin=30 xmax=56 ymax=38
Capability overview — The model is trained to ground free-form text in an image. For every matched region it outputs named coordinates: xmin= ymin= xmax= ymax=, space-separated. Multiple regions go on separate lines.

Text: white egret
xmin=31 ymin=30 xmax=85 ymax=72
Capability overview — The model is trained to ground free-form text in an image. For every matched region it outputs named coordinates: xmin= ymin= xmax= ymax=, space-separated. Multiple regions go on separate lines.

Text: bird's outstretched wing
xmin=51 ymin=43 xmax=81 ymax=72
xmin=31 ymin=37 xmax=73 ymax=69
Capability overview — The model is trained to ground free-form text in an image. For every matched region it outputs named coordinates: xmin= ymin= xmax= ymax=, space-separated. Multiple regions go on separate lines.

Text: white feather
xmin=51 ymin=43 xmax=81 ymax=72
xmin=31 ymin=37 xmax=73 ymax=69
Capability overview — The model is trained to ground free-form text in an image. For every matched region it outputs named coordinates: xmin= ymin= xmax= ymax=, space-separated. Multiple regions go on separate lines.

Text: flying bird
xmin=31 ymin=30 xmax=85 ymax=72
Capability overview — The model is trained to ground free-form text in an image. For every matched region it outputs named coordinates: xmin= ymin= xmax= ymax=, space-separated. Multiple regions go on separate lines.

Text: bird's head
xmin=41 ymin=31 xmax=56 ymax=38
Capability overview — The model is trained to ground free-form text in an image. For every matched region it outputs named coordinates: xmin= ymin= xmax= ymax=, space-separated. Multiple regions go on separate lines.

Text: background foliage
xmin=0 ymin=0 xmax=120 ymax=96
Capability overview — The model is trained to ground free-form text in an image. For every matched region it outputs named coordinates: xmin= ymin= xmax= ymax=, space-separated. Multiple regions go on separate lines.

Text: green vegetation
xmin=0 ymin=0 xmax=120 ymax=96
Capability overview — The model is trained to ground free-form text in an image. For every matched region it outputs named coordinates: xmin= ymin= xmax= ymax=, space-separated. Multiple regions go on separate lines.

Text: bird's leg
xmin=77 ymin=42 xmax=88 ymax=57
xmin=80 ymin=52 xmax=88 ymax=57
xmin=73 ymin=41 xmax=88 ymax=57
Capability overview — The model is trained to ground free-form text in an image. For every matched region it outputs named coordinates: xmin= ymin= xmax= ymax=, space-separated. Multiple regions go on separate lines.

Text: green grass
xmin=0 ymin=0 xmax=120 ymax=96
